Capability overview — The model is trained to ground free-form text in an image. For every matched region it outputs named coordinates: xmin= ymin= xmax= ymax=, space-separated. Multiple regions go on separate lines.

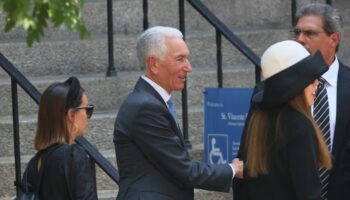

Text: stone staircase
xmin=0 ymin=0 xmax=349 ymax=199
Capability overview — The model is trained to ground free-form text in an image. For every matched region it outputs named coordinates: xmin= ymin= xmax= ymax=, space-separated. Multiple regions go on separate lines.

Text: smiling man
xmin=113 ymin=26 xmax=243 ymax=200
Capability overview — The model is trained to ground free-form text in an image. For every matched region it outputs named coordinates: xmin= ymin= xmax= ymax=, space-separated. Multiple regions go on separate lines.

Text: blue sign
xmin=204 ymin=88 xmax=253 ymax=164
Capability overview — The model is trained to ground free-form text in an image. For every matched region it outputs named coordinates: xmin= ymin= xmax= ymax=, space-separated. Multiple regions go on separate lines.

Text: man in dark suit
xmin=233 ymin=3 xmax=350 ymax=200
xmin=292 ymin=3 xmax=350 ymax=200
xmin=113 ymin=26 xmax=243 ymax=200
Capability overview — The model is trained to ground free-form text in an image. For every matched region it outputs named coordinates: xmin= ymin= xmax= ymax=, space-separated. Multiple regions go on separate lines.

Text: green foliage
xmin=0 ymin=0 xmax=90 ymax=46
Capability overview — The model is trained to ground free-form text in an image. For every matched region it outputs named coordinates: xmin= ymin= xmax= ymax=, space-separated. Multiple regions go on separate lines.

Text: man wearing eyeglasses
xmin=292 ymin=3 xmax=350 ymax=200
xmin=233 ymin=3 xmax=350 ymax=200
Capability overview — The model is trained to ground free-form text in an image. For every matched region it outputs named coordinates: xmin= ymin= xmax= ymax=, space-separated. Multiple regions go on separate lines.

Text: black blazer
xmin=238 ymin=106 xmax=322 ymax=200
xmin=114 ymin=78 xmax=232 ymax=200
xmin=328 ymin=62 xmax=350 ymax=200
xmin=24 ymin=144 xmax=98 ymax=200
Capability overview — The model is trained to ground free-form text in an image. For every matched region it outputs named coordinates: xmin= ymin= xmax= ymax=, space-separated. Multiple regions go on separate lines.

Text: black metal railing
xmin=0 ymin=52 xmax=120 ymax=198
xmin=186 ymin=0 xmax=261 ymax=70
xmin=178 ymin=0 xmax=191 ymax=149
xmin=106 ymin=0 xmax=116 ymax=77
xmin=143 ymin=0 xmax=149 ymax=30
xmin=292 ymin=0 xmax=297 ymax=26
xmin=2 ymin=0 xmax=337 ymax=198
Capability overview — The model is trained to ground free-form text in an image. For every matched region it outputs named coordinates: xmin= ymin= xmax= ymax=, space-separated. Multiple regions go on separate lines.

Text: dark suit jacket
xmin=328 ymin=62 xmax=350 ymax=200
xmin=23 ymin=144 xmax=98 ymax=200
xmin=114 ymin=78 xmax=232 ymax=200
xmin=237 ymin=106 xmax=322 ymax=200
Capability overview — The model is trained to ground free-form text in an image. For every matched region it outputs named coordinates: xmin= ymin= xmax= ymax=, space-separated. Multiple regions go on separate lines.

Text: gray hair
xmin=295 ymin=3 xmax=343 ymax=51
xmin=136 ymin=26 xmax=183 ymax=70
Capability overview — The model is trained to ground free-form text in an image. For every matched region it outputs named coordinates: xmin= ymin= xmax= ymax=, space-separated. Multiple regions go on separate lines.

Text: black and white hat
xmin=252 ymin=40 xmax=328 ymax=108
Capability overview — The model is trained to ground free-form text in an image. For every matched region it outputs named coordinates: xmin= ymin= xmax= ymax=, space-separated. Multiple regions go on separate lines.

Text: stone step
xmin=334 ymin=0 xmax=350 ymax=25
xmin=0 ymin=0 xmax=143 ymax=42
xmin=2 ymin=25 xmax=349 ymax=79
xmin=0 ymin=104 xmax=217 ymax=158
xmin=0 ymin=28 xmax=290 ymax=78
xmin=0 ymin=188 xmax=232 ymax=200
xmin=195 ymin=189 xmax=233 ymax=200
xmin=0 ymin=67 xmax=256 ymax=117
xmin=0 ymin=144 xmax=207 ymax=198
xmin=89 ymin=189 xmax=233 ymax=200
xmin=1 ymin=0 xmax=349 ymax=43
xmin=2 ymin=0 xmax=350 ymax=42
xmin=0 ymin=0 xmax=295 ymax=42
xmin=95 ymin=189 xmax=233 ymax=200
xmin=85 ymin=189 xmax=233 ymax=200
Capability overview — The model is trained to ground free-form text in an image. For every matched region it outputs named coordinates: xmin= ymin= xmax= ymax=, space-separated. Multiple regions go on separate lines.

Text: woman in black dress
xmin=240 ymin=40 xmax=332 ymax=200
xmin=23 ymin=76 xmax=97 ymax=200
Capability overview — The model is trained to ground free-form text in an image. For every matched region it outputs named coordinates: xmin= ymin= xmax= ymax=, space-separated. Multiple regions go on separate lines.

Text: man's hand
xmin=232 ymin=158 xmax=244 ymax=179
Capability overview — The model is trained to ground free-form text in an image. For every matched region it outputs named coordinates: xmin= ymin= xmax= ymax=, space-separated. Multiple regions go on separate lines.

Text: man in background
xmin=292 ymin=3 xmax=350 ymax=200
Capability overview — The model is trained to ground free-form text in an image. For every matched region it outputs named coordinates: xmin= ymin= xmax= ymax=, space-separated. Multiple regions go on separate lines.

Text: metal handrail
xmin=106 ymin=0 xmax=117 ymax=77
xmin=143 ymin=0 xmax=149 ymax=30
xmin=292 ymin=0 xmax=297 ymax=26
xmin=187 ymin=0 xmax=263 ymax=83
xmin=0 ymin=52 xmax=120 ymax=198
xmin=178 ymin=0 xmax=191 ymax=149
xmin=186 ymin=0 xmax=260 ymax=67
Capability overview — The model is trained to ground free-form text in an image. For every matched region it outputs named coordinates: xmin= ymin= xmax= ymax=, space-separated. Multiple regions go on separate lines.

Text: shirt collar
xmin=141 ymin=75 xmax=171 ymax=103
xmin=321 ymin=56 xmax=338 ymax=87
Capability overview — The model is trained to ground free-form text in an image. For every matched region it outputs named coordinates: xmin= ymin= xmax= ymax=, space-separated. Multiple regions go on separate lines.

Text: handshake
xmin=232 ymin=158 xmax=244 ymax=179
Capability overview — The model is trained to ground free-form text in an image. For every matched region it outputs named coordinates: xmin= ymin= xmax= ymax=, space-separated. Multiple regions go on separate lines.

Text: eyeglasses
xmin=290 ymin=28 xmax=327 ymax=38
xmin=74 ymin=104 xmax=94 ymax=119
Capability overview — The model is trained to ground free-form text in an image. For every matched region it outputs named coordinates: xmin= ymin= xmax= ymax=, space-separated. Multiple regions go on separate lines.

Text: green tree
xmin=0 ymin=0 xmax=89 ymax=46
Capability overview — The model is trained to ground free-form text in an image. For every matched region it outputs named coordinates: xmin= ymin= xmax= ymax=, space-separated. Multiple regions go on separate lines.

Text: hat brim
xmin=252 ymin=51 xmax=328 ymax=108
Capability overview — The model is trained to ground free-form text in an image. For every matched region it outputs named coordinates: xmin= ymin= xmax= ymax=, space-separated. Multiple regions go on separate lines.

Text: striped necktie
xmin=313 ymin=77 xmax=330 ymax=200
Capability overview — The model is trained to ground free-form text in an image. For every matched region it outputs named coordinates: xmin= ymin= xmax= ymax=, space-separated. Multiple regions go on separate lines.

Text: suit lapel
xmin=135 ymin=78 xmax=185 ymax=146
xmin=135 ymin=78 xmax=166 ymax=107
xmin=332 ymin=63 xmax=350 ymax=158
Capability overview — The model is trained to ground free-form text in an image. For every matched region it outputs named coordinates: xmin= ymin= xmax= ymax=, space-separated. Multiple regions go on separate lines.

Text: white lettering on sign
xmin=206 ymin=101 xmax=223 ymax=108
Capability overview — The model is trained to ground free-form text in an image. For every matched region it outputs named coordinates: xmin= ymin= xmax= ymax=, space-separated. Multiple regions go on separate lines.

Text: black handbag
xmin=17 ymin=164 xmax=39 ymax=200
xmin=17 ymin=188 xmax=37 ymax=200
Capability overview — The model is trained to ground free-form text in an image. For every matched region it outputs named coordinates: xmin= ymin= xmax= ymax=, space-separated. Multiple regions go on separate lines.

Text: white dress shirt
xmin=141 ymin=75 xmax=171 ymax=107
xmin=312 ymin=57 xmax=338 ymax=151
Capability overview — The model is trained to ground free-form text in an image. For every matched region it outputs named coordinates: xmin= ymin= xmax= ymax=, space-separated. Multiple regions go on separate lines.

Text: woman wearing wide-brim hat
xmin=240 ymin=40 xmax=332 ymax=200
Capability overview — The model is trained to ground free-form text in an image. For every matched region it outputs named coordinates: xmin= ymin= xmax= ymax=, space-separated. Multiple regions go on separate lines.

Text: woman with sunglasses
xmin=22 ymin=76 xmax=97 ymax=200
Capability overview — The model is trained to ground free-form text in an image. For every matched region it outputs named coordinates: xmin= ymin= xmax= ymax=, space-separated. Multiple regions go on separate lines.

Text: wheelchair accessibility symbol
xmin=208 ymin=134 xmax=228 ymax=164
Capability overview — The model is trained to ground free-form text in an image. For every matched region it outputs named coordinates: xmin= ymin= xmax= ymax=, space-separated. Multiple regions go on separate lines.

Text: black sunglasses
xmin=74 ymin=104 xmax=94 ymax=119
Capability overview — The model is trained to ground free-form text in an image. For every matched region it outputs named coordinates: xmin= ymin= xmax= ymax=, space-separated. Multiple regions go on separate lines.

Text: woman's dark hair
xmin=34 ymin=77 xmax=85 ymax=150
xmin=245 ymin=92 xmax=332 ymax=177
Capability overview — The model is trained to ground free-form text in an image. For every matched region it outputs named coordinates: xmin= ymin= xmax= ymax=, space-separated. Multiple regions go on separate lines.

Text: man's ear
xmin=330 ymin=32 xmax=340 ymax=49
xmin=147 ymin=56 xmax=159 ymax=74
